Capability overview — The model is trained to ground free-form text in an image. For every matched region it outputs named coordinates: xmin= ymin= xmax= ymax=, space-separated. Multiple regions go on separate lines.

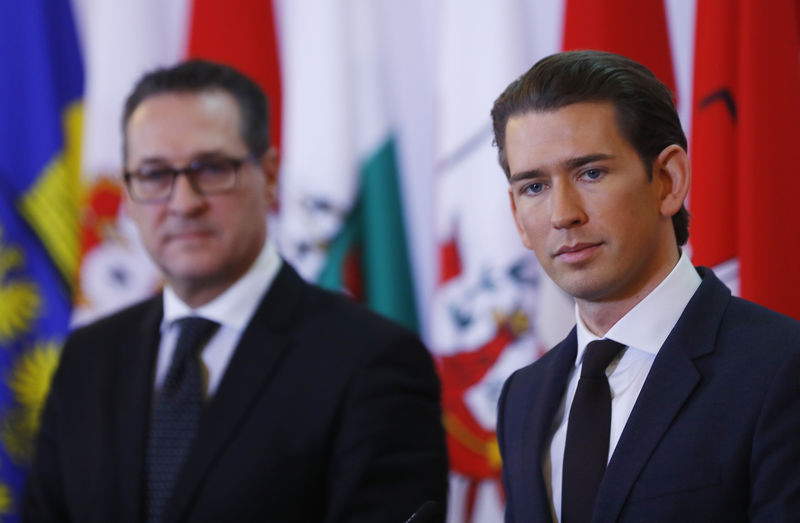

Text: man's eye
xmin=192 ymin=160 xmax=230 ymax=175
xmin=583 ymin=168 xmax=603 ymax=180
xmin=524 ymin=182 xmax=545 ymax=194
xmin=138 ymin=168 xmax=173 ymax=181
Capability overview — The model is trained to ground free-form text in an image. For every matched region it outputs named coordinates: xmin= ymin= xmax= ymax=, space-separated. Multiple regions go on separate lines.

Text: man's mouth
xmin=165 ymin=228 xmax=215 ymax=242
xmin=554 ymin=242 xmax=602 ymax=262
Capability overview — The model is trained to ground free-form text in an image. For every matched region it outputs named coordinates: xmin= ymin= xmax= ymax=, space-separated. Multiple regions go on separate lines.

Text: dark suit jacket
xmin=498 ymin=267 xmax=800 ymax=522
xmin=24 ymin=263 xmax=448 ymax=522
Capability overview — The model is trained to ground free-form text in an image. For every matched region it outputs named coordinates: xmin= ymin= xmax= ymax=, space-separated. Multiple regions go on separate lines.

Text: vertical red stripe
xmin=562 ymin=0 xmax=675 ymax=92
xmin=692 ymin=0 xmax=800 ymax=319
xmin=186 ymin=0 xmax=282 ymax=150
xmin=690 ymin=0 xmax=737 ymax=268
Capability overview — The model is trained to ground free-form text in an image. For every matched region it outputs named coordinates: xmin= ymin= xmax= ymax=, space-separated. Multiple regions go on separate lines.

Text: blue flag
xmin=0 ymin=0 xmax=83 ymax=518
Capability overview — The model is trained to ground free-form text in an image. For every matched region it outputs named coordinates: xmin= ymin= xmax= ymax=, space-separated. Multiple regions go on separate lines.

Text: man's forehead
xmin=504 ymin=103 xmax=626 ymax=175
xmin=128 ymin=89 xmax=241 ymax=127
xmin=125 ymin=90 xmax=246 ymax=164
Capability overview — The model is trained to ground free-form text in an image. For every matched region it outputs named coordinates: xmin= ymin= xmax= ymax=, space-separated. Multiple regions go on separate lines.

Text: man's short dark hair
xmin=491 ymin=50 xmax=690 ymax=246
xmin=122 ymin=59 xmax=269 ymax=160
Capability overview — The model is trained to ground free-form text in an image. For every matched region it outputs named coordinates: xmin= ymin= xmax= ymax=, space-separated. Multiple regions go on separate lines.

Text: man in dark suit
xmin=24 ymin=60 xmax=448 ymax=522
xmin=490 ymin=50 xmax=800 ymax=522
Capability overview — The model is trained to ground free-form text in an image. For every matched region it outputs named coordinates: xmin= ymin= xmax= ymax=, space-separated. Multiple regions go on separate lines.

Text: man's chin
xmin=160 ymin=261 xmax=224 ymax=288
xmin=549 ymin=270 xmax=609 ymax=303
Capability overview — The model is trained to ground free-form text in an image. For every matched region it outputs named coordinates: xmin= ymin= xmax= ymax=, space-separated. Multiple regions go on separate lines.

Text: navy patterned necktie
xmin=562 ymin=338 xmax=626 ymax=523
xmin=146 ymin=317 xmax=219 ymax=523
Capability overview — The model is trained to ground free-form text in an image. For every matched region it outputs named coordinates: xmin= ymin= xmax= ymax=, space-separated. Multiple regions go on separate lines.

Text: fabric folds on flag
xmin=73 ymin=0 xmax=188 ymax=324
xmin=317 ymin=138 xmax=418 ymax=332
xmin=432 ymin=1 xmax=551 ymax=520
xmin=691 ymin=0 xmax=800 ymax=319
xmin=275 ymin=0 xmax=418 ymax=332
xmin=187 ymin=0 xmax=283 ymax=151
xmin=562 ymin=0 xmax=676 ymax=90
xmin=0 ymin=0 xmax=83 ymax=517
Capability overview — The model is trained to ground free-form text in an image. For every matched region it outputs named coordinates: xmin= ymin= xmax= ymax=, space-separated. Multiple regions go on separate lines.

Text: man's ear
xmin=260 ymin=146 xmax=280 ymax=203
xmin=653 ymin=144 xmax=690 ymax=218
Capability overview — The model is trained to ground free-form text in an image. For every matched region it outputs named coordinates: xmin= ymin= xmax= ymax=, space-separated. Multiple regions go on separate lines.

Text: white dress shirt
xmin=154 ymin=240 xmax=282 ymax=396
xmin=544 ymin=251 xmax=701 ymax=521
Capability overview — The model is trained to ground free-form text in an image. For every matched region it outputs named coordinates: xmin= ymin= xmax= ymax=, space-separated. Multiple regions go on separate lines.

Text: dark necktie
xmin=562 ymin=338 xmax=625 ymax=523
xmin=147 ymin=317 xmax=219 ymax=523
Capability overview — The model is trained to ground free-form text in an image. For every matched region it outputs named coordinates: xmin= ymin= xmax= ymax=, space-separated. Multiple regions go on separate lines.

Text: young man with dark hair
xmin=24 ymin=60 xmax=448 ymax=523
xmin=492 ymin=50 xmax=800 ymax=522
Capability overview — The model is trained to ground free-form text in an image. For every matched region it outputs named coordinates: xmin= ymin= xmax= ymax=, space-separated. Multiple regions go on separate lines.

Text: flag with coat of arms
xmin=0 ymin=0 xmax=83 ymax=518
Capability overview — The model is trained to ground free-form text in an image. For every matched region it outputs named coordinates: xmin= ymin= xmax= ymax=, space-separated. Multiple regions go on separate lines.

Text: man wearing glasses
xmin=24 ymin=60 xmax=448 ymax=523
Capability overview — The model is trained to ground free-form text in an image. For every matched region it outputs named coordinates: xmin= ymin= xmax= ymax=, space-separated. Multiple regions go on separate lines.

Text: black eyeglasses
xmin=123 ymin=154 xmax=256 ymax=203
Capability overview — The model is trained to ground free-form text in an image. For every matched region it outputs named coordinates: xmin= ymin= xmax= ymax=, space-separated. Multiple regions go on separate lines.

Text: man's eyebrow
xmin=135 ymin=150 xmax=230 ymax=165
xmin=564 ymin=153 xmax=615 ymax=170
xmin=192 ymin=150 xmax=235 ymax=160
xmin=508 ymin=168 xmax=543 ymax=184
xmin=136 ymin=156 xmax=169 ymax=165
xmin=508 ymin=153 xmax=615 ymax=184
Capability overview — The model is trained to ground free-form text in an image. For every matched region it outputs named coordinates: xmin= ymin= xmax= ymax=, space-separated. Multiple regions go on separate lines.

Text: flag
xmin=562 ymin=0 xmax=676 ymax=90
xmin=691 ymin=0 xmax=800 ymax=319
xmin=431 ymin=1 xmax=562 ymax=520
xmin=187 ymin=0 xmax=283 ymax=151
xmin=73 ymin=0 xmax=189 ymax=325
xmin=0 ymin=0 xmax=83 ymax=517
xmin=275 ymin=0 xmax=418 ymax=331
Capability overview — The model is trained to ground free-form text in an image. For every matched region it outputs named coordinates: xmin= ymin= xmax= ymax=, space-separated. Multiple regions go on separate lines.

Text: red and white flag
xmin=691 ymin=0 xmax=800 ymax=319
xmin=73 ymin=0 xmax=190 ymax=324
xmin=431 ymin=2 xmax=564 ymax=521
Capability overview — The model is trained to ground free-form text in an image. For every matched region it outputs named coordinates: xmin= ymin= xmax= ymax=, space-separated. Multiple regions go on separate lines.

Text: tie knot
xmin=581 ymin=339 xmax=625 ymax=378
xmin=172 ymin=317 xmax=220 ymax=362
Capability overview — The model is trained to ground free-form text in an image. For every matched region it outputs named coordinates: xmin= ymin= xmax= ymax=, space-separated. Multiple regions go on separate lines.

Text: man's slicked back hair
xmin=122 ymin=59 xmax=269 ymax=160
xmin=490 ymin=50 xmax=690 ymax=246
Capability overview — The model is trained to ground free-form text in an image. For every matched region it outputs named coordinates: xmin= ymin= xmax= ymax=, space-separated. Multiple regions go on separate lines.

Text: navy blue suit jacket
xmin=24 ymin=263 xmax=448 ymax=522
xmin=498 ymin=267 xmax=800 ymax=522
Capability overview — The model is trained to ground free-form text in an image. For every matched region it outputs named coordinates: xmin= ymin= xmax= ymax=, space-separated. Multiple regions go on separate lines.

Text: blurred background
xmin=1 ymin=0 xmax=799 ymax=521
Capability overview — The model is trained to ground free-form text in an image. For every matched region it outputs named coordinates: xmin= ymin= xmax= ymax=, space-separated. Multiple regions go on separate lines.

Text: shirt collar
xmin=162 ymin=239 xmax=282 ymax=331
xmin=575 ymin=249 xmax=701 ymax=363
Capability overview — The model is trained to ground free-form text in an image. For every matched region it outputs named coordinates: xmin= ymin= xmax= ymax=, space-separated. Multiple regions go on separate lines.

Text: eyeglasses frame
xmin=122 ymin=154 xmax=258 ymax=204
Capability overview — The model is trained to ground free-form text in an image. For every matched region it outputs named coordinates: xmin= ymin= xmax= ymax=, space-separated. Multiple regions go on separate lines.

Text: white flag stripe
xmin=433 ymin=1 xmax=563 ymax=520
xmin=275 ymin=0 xmax=360 ymax=280
xmin=72 ymin=0 xmax=190 ymax=324
xmin=77 ymin=0 xmax=190 ymax=178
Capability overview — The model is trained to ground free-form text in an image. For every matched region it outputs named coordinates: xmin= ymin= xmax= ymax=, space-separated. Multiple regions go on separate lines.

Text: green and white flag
xmin=275 ymin=0 xmax=417 ymax=331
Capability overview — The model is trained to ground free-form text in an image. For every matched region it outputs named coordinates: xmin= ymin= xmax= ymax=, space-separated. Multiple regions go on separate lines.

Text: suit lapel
xmin=594 ymin=268 xmax=731 ymax=522
xmin=116 ymin=296 xmax=163 ymax=523
xmin=166 ymin=263 xmax=305 ymax=522
xmin=521 ymin=329 xmax=577 ymax=522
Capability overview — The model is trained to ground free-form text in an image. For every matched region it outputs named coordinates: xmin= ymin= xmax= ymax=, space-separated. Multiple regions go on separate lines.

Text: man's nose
xmin=167 ymin=173 xmax=206 ymax=212
xmin=550 ymin=182 xmax=587 ymax=229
